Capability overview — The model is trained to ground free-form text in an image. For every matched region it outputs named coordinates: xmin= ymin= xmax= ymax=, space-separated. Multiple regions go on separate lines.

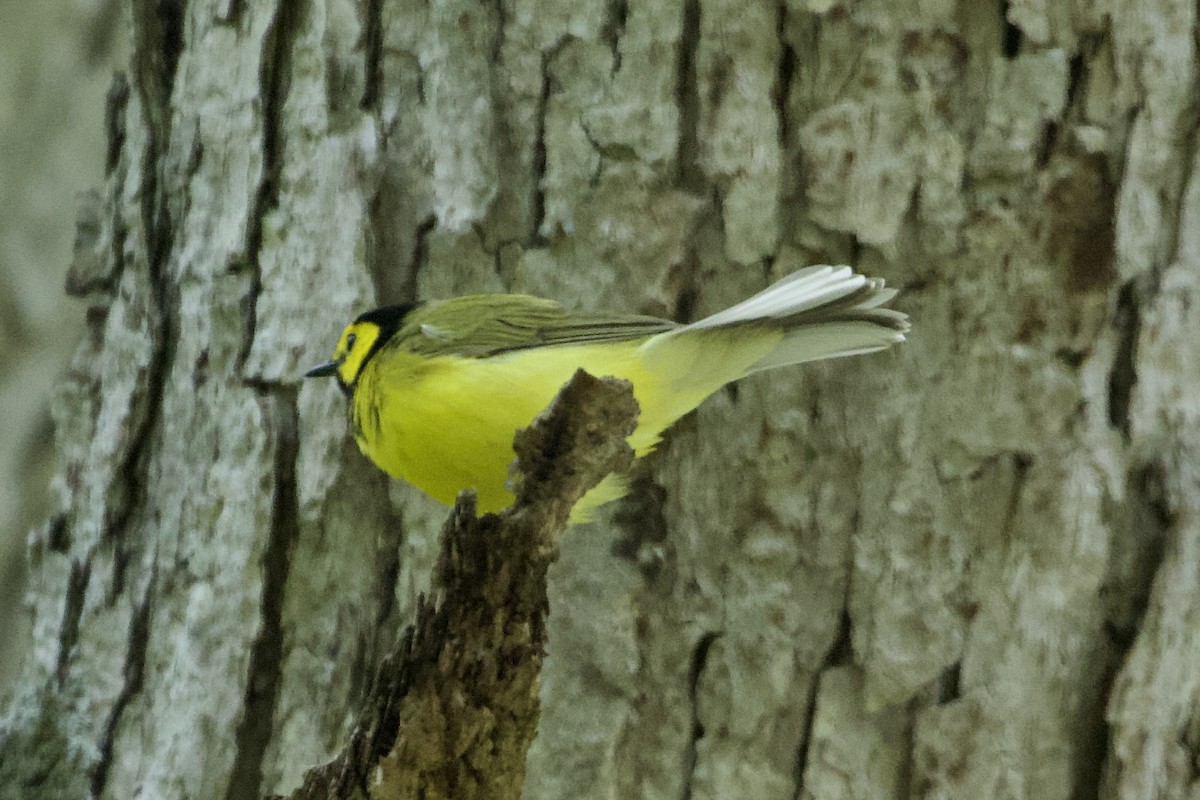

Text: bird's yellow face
xmin=306 ymin=304 xmax=417 ymax=391
xmin=305 ymin=320 xmax=383 ymax=392
xmin=331 ymin=321 xmax=383 ymax=386
xmin=307 ymin=321 xmax=381 ymax=393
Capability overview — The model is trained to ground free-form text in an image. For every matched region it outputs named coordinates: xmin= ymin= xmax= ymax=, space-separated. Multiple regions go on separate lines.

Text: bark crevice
xmin=998 ymin=0 xmax=1022 ymax=60
xmin=772 ymin=0 xmax=796 ymax=153
xmin=674 ymin=0 xmax=702 ymax=192
xmin=89 ymin=578 xmax=154 ymax=797
xmin=680 ymin=630 xmax=721 ymax=800
xmin=1106 ymin=281 xmax=1139 ymax=439
xmin=359 ymin=0 xmax=384 ymax=112
xmin=238 ymin=0 xmax=301 ymax=374
xmin=53 ymin=561 xmax=90 ymax=687
xmin=530 ymin=47 xmax=554 ymax=245
xmin=602 ymin=0 xmax=628 ymax=73
xmin=792 ymin=610 xmax=854 ymax=800
xmin=226 ymin=389 xmax=301 ymax=800
xmin=130 ymin=0 xmax=185 ymax=145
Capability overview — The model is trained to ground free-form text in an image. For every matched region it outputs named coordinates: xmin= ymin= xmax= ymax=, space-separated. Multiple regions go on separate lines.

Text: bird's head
xmin=305 ymin=304 xmax=416 ymax=393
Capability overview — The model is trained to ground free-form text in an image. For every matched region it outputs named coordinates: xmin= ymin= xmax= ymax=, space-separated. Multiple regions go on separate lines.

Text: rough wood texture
xmin=0 ymin=0 xmax=125 ymax=695
xmin=275 ymin=371 xmax=636 ymax=800
xmin=1 ymin=1 xmax=1198 ymax=799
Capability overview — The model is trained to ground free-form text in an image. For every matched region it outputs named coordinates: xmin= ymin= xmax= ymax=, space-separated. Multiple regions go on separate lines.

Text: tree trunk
xmin=0 ymin=0 xmax=124 ymax=694
xmin=2 ymin=1 xmax=1198 ymax=799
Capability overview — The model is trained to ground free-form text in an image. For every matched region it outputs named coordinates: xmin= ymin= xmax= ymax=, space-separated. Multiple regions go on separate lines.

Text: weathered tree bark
xmin=277 ymin=371 xmax=637 ymax=800
xmin=0 ymin=0 xmax=125 ymax=693
xmin=2 ymin=1 xmax=1199 ymax=800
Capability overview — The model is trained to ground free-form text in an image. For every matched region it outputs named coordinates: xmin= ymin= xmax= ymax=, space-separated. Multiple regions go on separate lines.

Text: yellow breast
xmin=351 ymin=343 xmax=652 ymax=518
xmin=350 ymin=329 xmax=779 ymax=521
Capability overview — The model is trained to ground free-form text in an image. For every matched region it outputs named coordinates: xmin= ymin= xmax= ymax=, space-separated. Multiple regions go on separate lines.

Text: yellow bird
xmin=306 ymin=265 xmax=908 ymax=522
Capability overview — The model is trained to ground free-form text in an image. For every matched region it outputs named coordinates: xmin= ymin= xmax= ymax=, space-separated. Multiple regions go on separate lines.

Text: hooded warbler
xmin=307 ymin=265 xmax=908 ymax=521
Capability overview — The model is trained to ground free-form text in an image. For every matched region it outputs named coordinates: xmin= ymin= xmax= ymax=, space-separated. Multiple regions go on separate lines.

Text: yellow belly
xmin=351 ymin=332 xmax=778 ymax=521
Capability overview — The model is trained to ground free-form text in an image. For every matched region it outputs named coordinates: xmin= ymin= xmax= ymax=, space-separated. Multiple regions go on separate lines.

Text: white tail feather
xmin=665 ymin=264 xmax=909 ymax=371
xmin=748 ymin=322 xmax=906 ymax=372
xmin=684 ymin=266 xmax=861 ymax=329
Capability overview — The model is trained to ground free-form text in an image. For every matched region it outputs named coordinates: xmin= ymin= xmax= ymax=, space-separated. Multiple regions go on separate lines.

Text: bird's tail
xmin=672 ymin=265 xmax=909 ymax=372
xmin=581 ymin=266 xmax=906 ymax=521
xmin=631 ymin=264 xmax=907 ymax=447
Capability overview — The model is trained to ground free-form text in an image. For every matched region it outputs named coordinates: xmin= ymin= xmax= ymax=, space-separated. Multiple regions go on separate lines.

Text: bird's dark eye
xmin=346 ymin=332 xmax=357 ymax=351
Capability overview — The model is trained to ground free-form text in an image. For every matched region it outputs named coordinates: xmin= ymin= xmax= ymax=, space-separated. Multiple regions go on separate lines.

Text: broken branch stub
xmin=279 ymin=371 xmax=638 ymax=800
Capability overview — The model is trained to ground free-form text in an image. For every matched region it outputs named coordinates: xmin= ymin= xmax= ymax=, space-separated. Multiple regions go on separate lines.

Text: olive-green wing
xmin=393 ymin=294 xmax=677 ymax=357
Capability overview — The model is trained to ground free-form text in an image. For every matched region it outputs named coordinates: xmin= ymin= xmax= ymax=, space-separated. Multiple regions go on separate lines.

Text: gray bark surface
xmin=1 ymin=1 xmax=1198 ymax=799
xmin=0 ymin=0 xmax=125 ymax=694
